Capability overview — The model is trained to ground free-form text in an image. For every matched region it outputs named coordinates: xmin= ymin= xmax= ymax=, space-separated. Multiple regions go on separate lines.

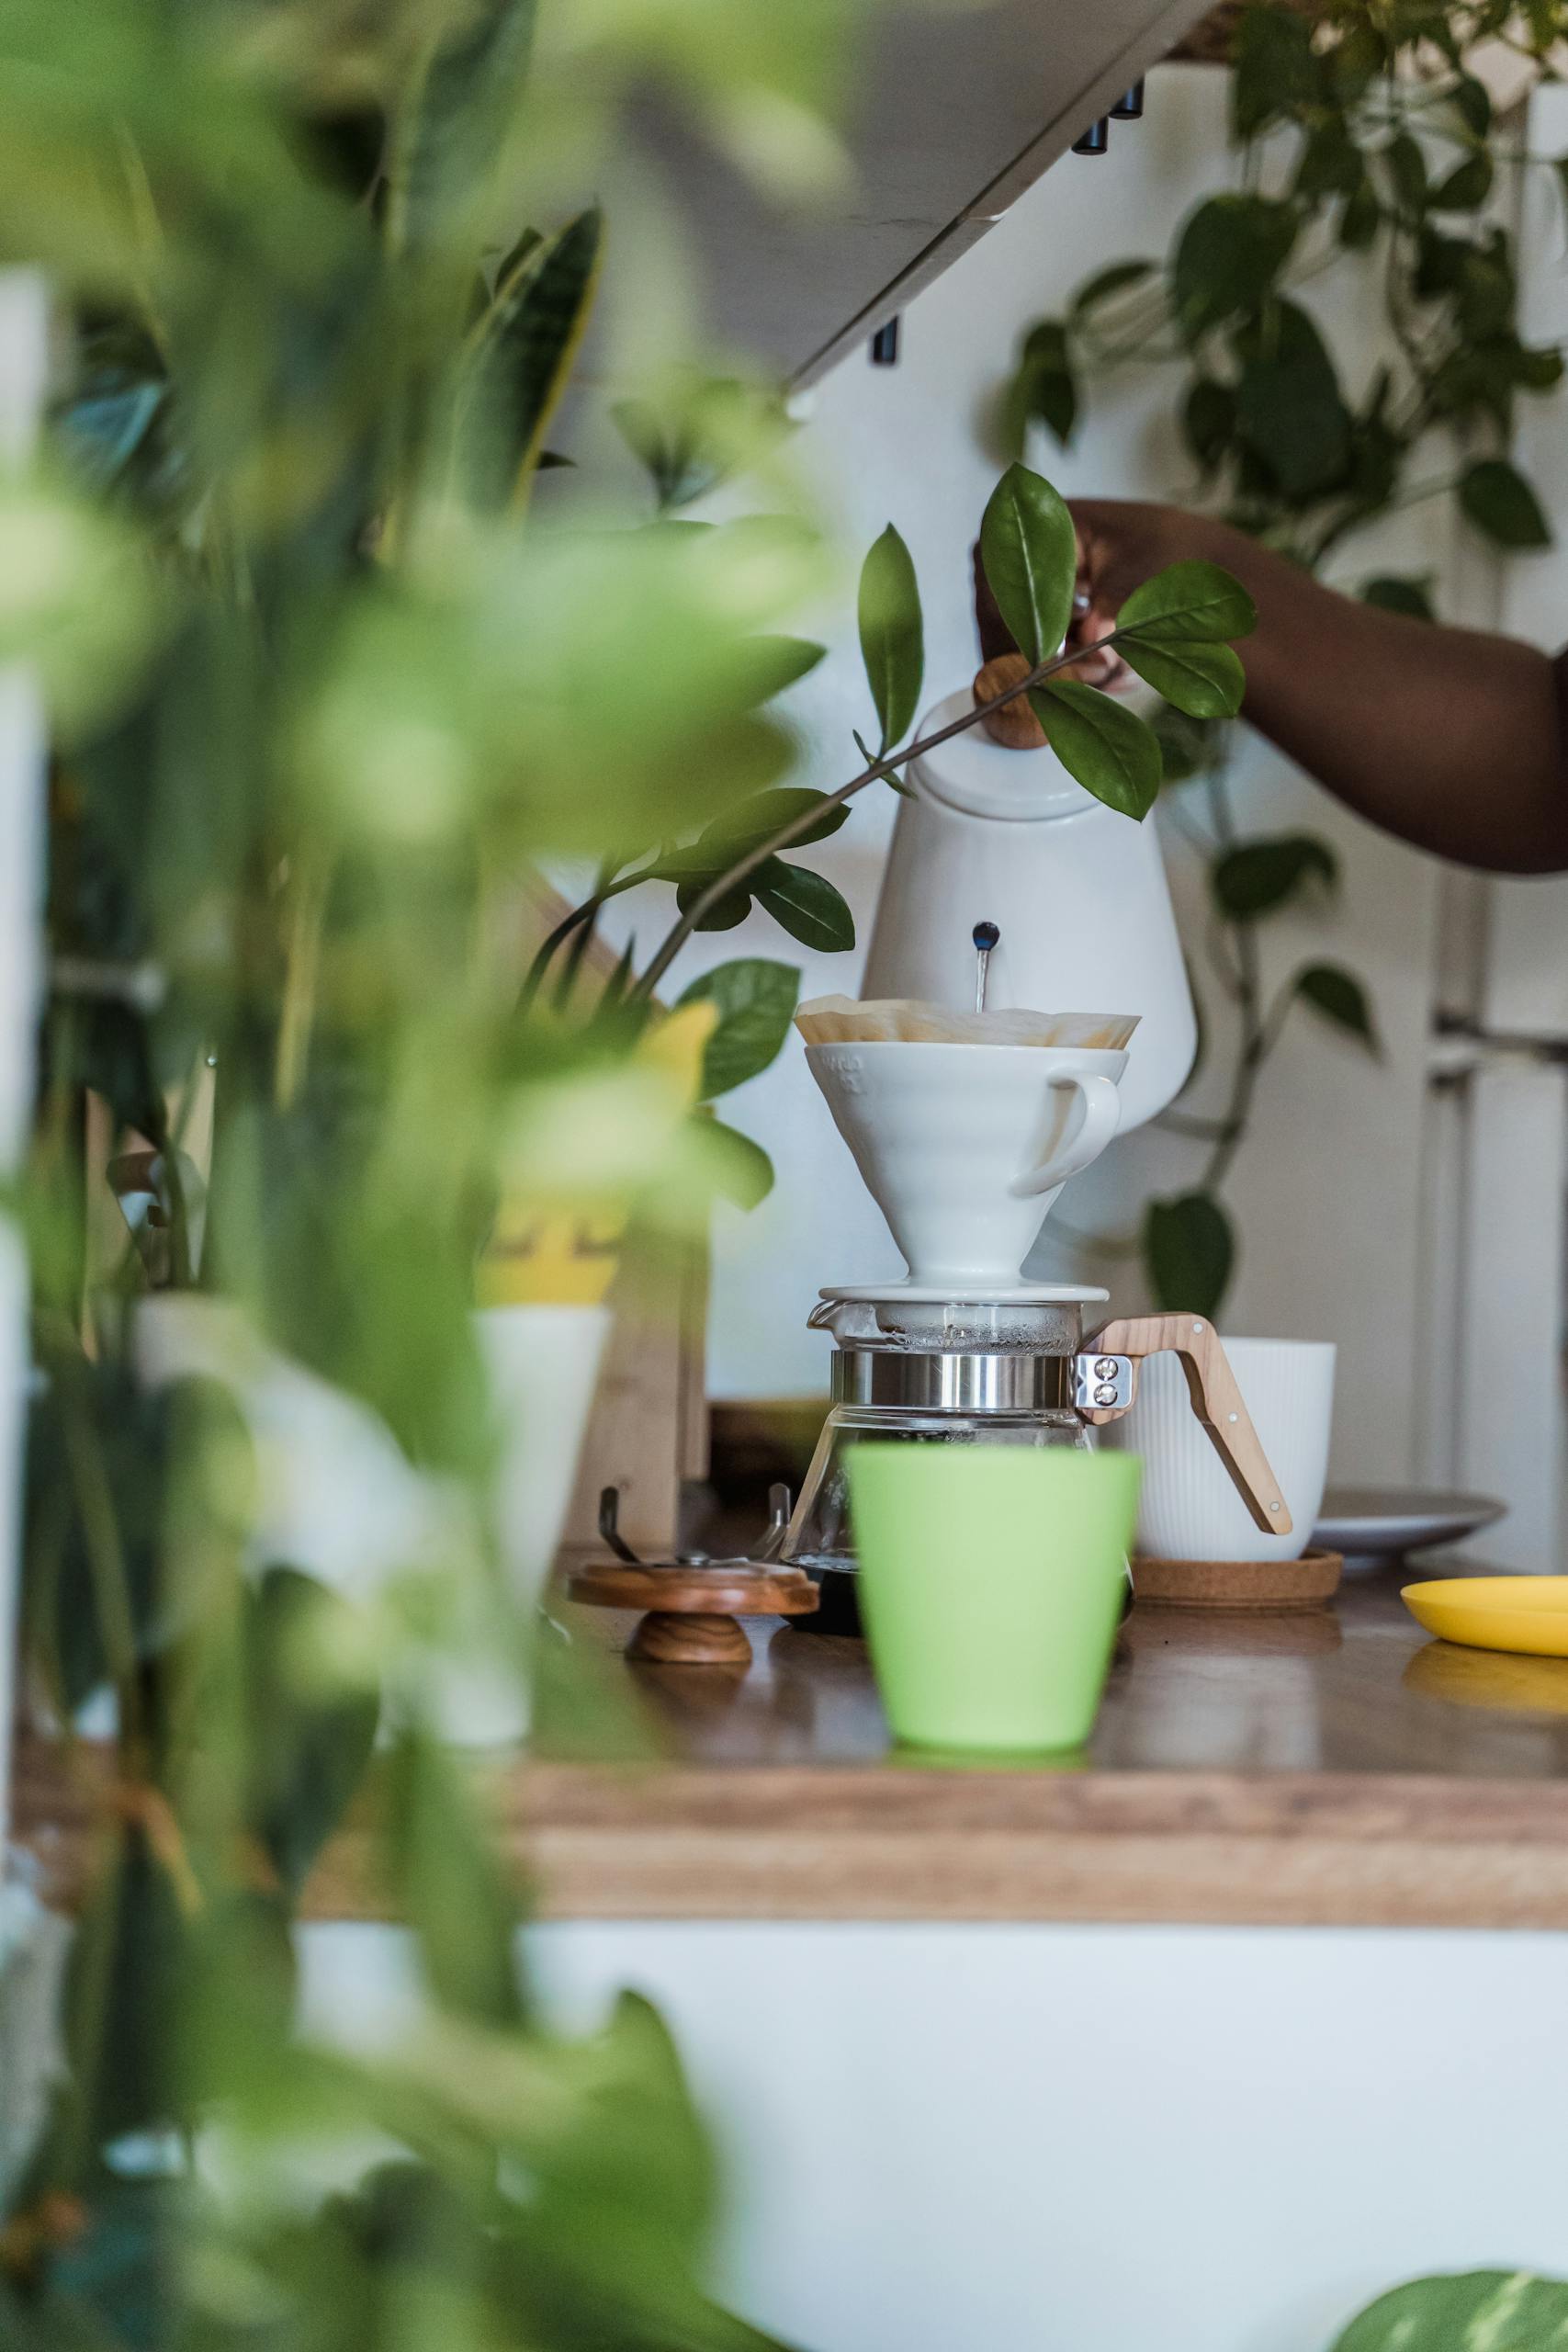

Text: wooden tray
xmin=1132 ymin=1549 xmax=1344 ymax=1612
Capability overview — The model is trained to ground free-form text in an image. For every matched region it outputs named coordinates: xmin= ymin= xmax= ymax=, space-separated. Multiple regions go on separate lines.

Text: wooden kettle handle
xmin=1091 ymin=1315 xmax=1293 ymax=1537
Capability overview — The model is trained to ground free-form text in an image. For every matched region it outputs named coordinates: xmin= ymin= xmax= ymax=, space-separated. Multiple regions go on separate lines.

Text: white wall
xmin=300 ymin=1917 xmax=1568 ymax=2352
xmin=593 ymin=64 xmax=1504 ymax=1491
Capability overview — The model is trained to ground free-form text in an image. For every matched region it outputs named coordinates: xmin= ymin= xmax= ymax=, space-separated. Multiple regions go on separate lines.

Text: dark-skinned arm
xmin=1062 ymin=500 xmax=1568 ymax=876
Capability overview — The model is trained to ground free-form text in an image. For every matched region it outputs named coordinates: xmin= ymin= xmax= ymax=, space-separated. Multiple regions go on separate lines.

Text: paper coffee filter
xmin=795 ymin=996 xmax=1141 ymax=1051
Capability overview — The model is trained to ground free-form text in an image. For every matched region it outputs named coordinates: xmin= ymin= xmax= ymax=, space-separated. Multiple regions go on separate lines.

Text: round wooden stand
xmin=567 ymin=1561 xmax=820 ymax=1664
xmin=1132 ymin=1548 xmax=1344 ymax=1612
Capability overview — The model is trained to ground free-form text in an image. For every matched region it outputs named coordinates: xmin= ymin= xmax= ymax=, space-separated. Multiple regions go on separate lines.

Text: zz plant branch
xmin=531 ymin=463 xmax=1257 ymax=1035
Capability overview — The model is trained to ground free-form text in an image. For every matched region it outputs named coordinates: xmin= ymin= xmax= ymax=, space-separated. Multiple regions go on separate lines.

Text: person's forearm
xmin=1169 ymin=523 xmax=1568 ymax=875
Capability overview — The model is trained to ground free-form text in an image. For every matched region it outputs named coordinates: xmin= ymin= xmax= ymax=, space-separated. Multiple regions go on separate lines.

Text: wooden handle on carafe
xmin=1089 ymin=1315 xmax=1293 ymax=1537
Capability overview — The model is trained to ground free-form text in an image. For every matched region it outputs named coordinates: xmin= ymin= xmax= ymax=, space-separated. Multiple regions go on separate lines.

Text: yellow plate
xmin=1401 ymin=1576 xmax=1568 ymax=1657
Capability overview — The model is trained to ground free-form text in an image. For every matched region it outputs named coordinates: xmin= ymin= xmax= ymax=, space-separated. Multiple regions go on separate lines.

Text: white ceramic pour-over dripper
xmin=806 ymin=1040 xmax=1126 ymax=1288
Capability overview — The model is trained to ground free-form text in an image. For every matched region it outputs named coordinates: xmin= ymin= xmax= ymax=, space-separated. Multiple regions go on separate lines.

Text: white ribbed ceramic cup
xmin=1120 ymin=1337 xmax=1337 ymax=1563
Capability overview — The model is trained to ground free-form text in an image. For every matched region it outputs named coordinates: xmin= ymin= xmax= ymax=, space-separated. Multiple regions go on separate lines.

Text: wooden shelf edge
xmin=20 ymin=1745 xmax=1568 ymax=1931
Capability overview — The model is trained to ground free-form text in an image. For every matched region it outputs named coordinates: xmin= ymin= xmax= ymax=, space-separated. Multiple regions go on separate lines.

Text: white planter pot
xmin=132 ymin=1296 xmax=446 ymax=1604
xmin=131 ymin=1296 xmax=611 ymax=1747
xmin=473 ymin=1304 xmax=612 ymax=1609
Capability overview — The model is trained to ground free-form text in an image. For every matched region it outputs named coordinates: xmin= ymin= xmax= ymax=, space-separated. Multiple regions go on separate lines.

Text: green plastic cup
xmin=844 ymin=1444 xmax=1142 ymax=1754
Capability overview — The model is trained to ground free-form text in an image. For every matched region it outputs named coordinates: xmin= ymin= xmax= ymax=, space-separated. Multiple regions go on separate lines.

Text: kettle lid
xmin=907 ymin=687 xmax=1138 ymax=823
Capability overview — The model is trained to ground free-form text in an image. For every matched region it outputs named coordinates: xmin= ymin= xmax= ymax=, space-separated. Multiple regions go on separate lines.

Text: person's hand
xmin=1066 ymin=499 xmax=1230 ymax=689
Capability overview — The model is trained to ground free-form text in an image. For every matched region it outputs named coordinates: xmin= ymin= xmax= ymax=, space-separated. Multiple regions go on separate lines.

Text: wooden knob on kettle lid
xmin=973 ymin=654 xmax=1048 ymax=751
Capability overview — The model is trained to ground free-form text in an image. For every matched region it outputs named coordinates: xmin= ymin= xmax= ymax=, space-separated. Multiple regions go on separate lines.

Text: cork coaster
xmin=1132 ymin=1549 xmax=1344 ymax=1612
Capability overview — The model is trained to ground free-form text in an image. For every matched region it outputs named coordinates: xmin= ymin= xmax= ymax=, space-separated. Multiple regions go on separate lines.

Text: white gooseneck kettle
xmin=859 ymin=687 xmax=1196 ymax=1133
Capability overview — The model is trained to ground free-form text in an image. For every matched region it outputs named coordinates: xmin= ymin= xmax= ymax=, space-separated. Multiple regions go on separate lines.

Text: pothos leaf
xmin=1171 ymin=195 xmax=1298 ymax=336
xmin=1212 ymin=833 xmax=1337 ymax=920
xmin=1294 ymin=962 xmax=1378 ymax=1050
xmin=1070 ymin=261 xmax=1155 ymax=318
xmin=1143 ymin=1192 xmax=1235 ymax=1320
xmin=1361 ymin=574 xmax=1436 ymax=620
xmin=1460 ymin=458 xmax=1551 ymax=549
xmin=705 ymin=1118 xmax=775 ymax=1208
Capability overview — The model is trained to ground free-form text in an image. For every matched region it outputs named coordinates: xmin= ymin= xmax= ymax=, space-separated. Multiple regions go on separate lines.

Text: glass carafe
xmin=782 ymin=1292 xmax=1100 ymax=1579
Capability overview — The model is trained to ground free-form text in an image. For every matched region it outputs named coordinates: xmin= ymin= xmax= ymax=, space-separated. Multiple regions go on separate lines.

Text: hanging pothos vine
xmin=1004 ymin=0 xmax=1565 ymax=1317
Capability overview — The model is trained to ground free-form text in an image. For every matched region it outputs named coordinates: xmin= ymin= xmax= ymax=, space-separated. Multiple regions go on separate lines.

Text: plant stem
xmin=274 ymin=851 xmax=332 ymax=1112
xmin=631 ymin=630 xmax=1140 ymax=1002
xmin=520 ymin=861 xmax=654 ymax=1010
xmin=49 ymin=1330 xmax=144 ymax=1747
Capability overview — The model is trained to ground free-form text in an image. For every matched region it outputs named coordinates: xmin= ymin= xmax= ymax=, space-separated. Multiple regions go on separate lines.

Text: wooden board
xmin=21 ymin=1571 xmax=1568 ymax=1930
xmin=519 ymin=880 xmax=709 ymax=1564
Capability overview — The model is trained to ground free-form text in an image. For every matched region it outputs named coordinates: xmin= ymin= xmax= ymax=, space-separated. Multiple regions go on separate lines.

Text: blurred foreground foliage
xmin=0 ymin=0 xmax=1261 ymax=2339
xmin=0 ymin=0 xmax=880 ymax=2341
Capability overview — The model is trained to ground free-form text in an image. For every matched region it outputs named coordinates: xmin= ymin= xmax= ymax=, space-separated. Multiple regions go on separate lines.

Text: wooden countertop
xmin=18 ymin=1571 xmax=1568 ymax=1929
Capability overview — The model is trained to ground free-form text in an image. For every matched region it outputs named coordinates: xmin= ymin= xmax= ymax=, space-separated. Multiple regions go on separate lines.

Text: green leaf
xmin=1451 ymin=75 xmax=1492 ymax=137
xmin=1172 ymin=195 xmax=1297 ymax=338
xmin=62 ymin=1824 xmax=186 ymax=2150
xmin=1143 ymin=1193 xmax=1234 ymax=1320
xmin=1331 ymin=2270 xmax=1568 ymax=2352
xmin=1232 ymin=300 xmax=1351 ymax=500
xmin=1460 ymin=457 xmax=1551 ymax=549
xmin=460 ymin=206 xmax=604 ymax=506
xmin=243 ymin=1567 xmax=379 ymax=1902
xmin=733 ymin=634 xmax=826 ymax=705
xmin=979 ymin=462 xmax=1077 ymax=666
xmin=705 ymin=1119 xmax=775 ymax=1209
xmin=1339 ymin=177 xmax=1382 ymax=250
xmin=1361 ymin=573 xmax=1436 ymax=620
xmin=385 ymin=1733 xmax=523 ymax=2028
xmin=1031 ymin=681 xmax=1162 ymax=820
xmin=1430 ymin=150 xmax=1493 ymax=210
xmin=752 ymin=858 xmax=855 ymax=953
xmin=1384 ymin=130 xmax=1428 ymax=212
xmin=1452 ymin=240 xmax=1516 ymax=338
xmin=1212 ymin=833 xmax=1338 ymax=919
xmin=390 ymin=0 xmax=540 ymax=256
xmin=1330 ymin=18 xmax=1384 ymax=97
xmin=24 ymin=1352 xmax=175 ymax=1710
xmin=1118 ymin=639 xmax=1245 ymax=719
xmin=675 ymin=958 xmax=800 ymax=1098
xmin=1514 ymin=342 xmax=1565 ymax=391
xmin=1010 ymin=322 xmax=1079 ymax=448
xmin=697 ymin=786 xmax=848 ymax=862
xmin=1294 ymin=962 xmax=1378 ymax=1050
xmin=857 ymin=523 xmax=924 ymax=753
xmin=613 ymin=376 xmax=791 ymax=513
xmin=1152 ymin=706 xmax=1223 ymax=785
xmin=1294 ymin=127 xmax=1365 ymax=200
xmin=612 ymin=395 xmax=705 ymax=509
xmin=1021 ymin=356 xmax=1078 ymax=447
xmin=676 ymin=878 xmax=750 ymax=933
xmin=1115 ymin=559 xmax=1257 ymax=644
xmin=1232 ymin=6 xmax=1322 ymax=138
xmin=1182 ymin=379 xmax=1237 ymax=472
xmin=1071 ymin=262 xmax=1154 ymax=318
